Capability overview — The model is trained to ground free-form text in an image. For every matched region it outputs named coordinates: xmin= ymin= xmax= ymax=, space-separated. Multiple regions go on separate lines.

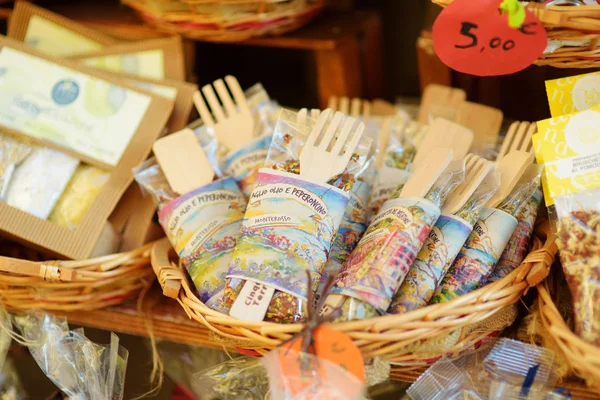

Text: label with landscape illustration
xmin=388 ymin=213 xmax=473 ymax=314
xmin=227 ymin=168 xmax=349 ymax=300
xmin=158 ymin=177 xmax=247 ymax=304
xmin=331 ymin=197 xmax=440 ymax=313
xmin=222 ymin=135 xmax=272 ymax=198
xmin=431 ymin=208 xmax=518 ymax=303
xmin=489 ymin=189 xmax=543 ymax=282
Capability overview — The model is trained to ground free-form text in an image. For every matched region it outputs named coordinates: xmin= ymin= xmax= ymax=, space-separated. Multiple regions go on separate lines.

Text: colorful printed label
xmin=331 ymin=197 xmax=440 ymax=313
xmin=536 ymin=107 xmax=600 ymax=207
xmin=24 ymin=15 xmax=105 ymax=56
xmin=545 ymin=72 xmax=600 ymax=118
xmin=222 ymin=135 xmax=271 ymax=198
xmin=0 ymin=47 xmax=152 ymax=167
xmin=157 ymin=177 xmax=246 ymax=303
xmin=489 ymin=189 xmax=542 ymax=282
xmin=81 ymin=50 xmax=165 ymax=80
xmin=432 ymin=208 xmax=518 ymax=303
xmin=315 ymin=180 xmax=372 ymax=304
xmin=227 ymin=169 xmax=350 ymax=300
xmin=388 ymin=213 xmax=473 ymax=314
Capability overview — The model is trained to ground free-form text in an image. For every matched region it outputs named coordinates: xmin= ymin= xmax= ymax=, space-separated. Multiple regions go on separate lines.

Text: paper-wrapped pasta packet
xmin=191 ymin=83 xmax=279 ymax=198
xmin=431 ymin=163 xmax=542 ymax=303
xmin=222 ymin=109 xmax=370 ymax=323
xmin=388 ymin=159 xmax=499 ymax=314
xmin=323 ymin=148 xmax=460 ymax=321
xmin=135 ymin=129 xmax=247 ymax=310
xmin=13 ymin=313 xmax=128 ymax=400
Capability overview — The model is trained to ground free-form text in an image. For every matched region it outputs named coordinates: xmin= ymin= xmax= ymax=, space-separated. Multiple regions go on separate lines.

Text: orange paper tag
xmin=279 ymin=326 xmax=365 ymax=397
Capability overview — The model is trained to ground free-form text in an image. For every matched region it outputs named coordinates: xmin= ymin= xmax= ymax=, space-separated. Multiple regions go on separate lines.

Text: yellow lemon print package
xmin=222 ymin=109 xmax=371 ymax=323
xmin=536 ymin=106 xmax=600 ymax=346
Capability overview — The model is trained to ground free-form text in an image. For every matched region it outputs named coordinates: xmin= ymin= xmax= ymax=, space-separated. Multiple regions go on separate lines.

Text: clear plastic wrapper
xmin=327 ymin=161 xmax=465 ymax=321
xmin=222 ymin=109 xmax=371 ymax=323
xmin=192 ymin=357 xmax=269 ymax=400
xmin=408 ymin=339 xmax=559 ymax=400
xmin=134 ymin=158 xmax=247 ymax=309
xmin=389 ymin=173 xmax=500 ymax=314
xmin=432 ymin=169 xmax=542 ymax=303
xmin=555 ymin=188 xmax=600 ymax=346
xmin=13 ymin=313 xmax=128 ymax=400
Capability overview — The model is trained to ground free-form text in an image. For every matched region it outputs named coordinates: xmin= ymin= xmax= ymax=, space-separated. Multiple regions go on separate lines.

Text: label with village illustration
xmin=227 ymin=168 xmax=350 ymax=299
xmin=431 ymin=207 xmax=518 ymax=303
xmin=331 ymin=197 xmax=440 ymax=313
xmin=157 ymin=177 xmax=247 ymax=303
xmin=489 ymin=189 xmax=543 ymax=281
xmin=366 ymin=171 xmax=410 ymax=223
xmin=388 ymin=213 xmax=473 ymax=314
xmin=222 ymin=135 xmax=272 ymax=197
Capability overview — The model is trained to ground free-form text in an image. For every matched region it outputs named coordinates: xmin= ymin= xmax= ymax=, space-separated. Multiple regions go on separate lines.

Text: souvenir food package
xmin=536 ymin=105 xmax=600 ymax=346
xmin=432 ymin=167 xmax=542 ymax=303
xmin=389 ymin=171 xmax=499 ymax=314
xmin=326 ymin=155 xmax=464 ymax=321
xmin=222 ymin=109 xmax=371 ymax=323
xmin=13 ymin=313 xmax=128 ymax=400
xmin=135 ymin=139 xmax=247 ymax=310
xmin=191 ymin=83 xmax=279 ymax=198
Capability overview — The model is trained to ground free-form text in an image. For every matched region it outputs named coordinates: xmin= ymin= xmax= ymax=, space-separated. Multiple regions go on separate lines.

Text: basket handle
xmin=150 ymin=238 xmax=182 ymax=299
xmin=525 ymin=219 xmax=558 ymax=286
xmin=0 ymin=256 xmax=74 ymax=281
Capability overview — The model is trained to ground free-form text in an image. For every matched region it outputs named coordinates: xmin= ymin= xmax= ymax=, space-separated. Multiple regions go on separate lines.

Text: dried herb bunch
xmin=557 ymin=209 xmax=600 ymax=346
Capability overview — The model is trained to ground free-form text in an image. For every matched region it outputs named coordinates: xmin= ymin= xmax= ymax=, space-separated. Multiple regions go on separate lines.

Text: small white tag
xmin=229 ymin=280 xmax=275 ymax=321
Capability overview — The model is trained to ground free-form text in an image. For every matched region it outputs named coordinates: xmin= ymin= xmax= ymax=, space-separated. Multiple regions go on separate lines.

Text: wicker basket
xmin=150 ymin=218 xmax=557 ymax=365
xmin=0 ymin=240 xmax=156 ymax=312
xmin=121 ymin=0 xmax=325 ymax=42
xmin=432 ymin=1 xmax=600 ymax=69
xmin=537 ymin=280 xmax=600 ymax=390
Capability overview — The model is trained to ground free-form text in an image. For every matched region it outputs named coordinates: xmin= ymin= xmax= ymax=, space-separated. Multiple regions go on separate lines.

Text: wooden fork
xmin=299 ymin=109 xmax=364 ymax=184
xmin=496 ymin=121 xmax=536 ymax=163
xmin=442 ymin=154 xmax=493 ymax=215
xmin=328 ymin=96 xmax=371 ymax=120
xmin=192 ymin=75 xmax=254 ymax=151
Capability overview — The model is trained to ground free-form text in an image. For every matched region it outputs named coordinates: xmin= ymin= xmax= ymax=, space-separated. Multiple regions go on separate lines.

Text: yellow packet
xmin=546 ymin=72 xmax=600 ymax=117
xmin=536 ymin=107 xmax=600 ymax=202
xmin=531 ymin=133 xmax=553 ymax=206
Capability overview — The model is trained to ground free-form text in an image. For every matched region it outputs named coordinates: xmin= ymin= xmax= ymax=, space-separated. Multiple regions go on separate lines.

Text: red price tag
xmin=433 ymin=0 xmax=547 ymax=76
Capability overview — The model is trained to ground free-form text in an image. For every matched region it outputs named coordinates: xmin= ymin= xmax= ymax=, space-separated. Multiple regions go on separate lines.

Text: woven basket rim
xmin=151 ymin=218 xmax=557 ymax=360
xmin=537 ymin=281 xmax=600 ymax=388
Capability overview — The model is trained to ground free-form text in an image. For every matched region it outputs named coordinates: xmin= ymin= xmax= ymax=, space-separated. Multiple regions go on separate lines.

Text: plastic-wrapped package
xmin=263 ymin=348 xmax=364 ymax=400
xmin=555 ymin=188 xmax=600 ymax=346
xmin=134 ymin=158 xmax=247 ymax=310
xmin=389 ymin=172 xmax=499 ymax=314
xmin=48 ymin=165 xmax=110 ymax=229
xmin=327 ymin=160 xmax=465 ymax=321
xmin=432 ymin=167 xmax=542 ymax=303
xmin=13 ymin=313 xmax=128 ymax=400
xmin=366 ymin=121 xmax=417 ymax=221
xmin=407 ymin=339 xmax=559 ymax=400
xmin=222 ymin=109 xmax=371 ymax=323
xmin=488 ymin=187 xmax=543 ymax=282
xmin=192 ymin=357 xmax=269 ymax=400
